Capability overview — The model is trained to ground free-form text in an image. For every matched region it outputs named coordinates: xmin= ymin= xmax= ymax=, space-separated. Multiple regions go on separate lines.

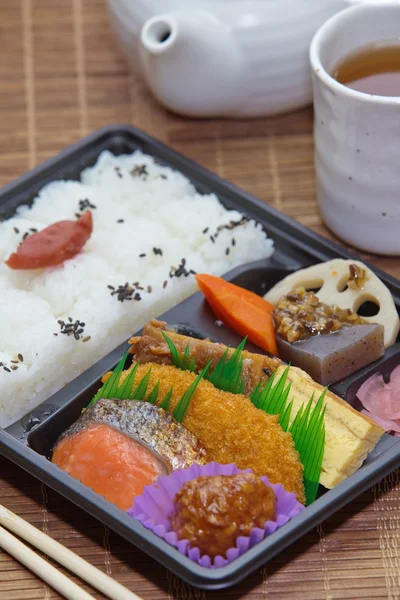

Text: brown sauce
xmin=273 ymin=288 xmax=366 ymax=343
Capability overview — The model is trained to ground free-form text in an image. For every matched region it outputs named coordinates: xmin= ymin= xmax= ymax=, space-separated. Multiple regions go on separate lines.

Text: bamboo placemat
xmin=0 ymin=1 xmax=399 ymax=598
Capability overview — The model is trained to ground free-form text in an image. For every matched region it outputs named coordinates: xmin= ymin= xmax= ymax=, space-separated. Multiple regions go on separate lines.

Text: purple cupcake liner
xmin=127 ymin=462 xmax=305 ymax=569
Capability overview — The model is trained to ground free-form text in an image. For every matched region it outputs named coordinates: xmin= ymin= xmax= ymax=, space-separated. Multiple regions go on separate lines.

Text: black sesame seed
xmin=163 ymin=280 xmax=168 ymax=289
xmin=75 ymin=213 xmax=81 ymax=219
xmin=13 ymin=227 xmax=19 ymax=234
xmin=117 ymin=219 xmax=124 ymax=223
xmin=107 ymin=285 xmax=115 ymax=290
xmin=139 ymin=253 xmax=146 ymax=258
xmin=114 ymin=166 xmax=123 ymax=179
xmin=78 ymin=198 xmax=96 ymax=212
xmin=202 ymin=227 xmax=209 ymax=234
xmin=210 ymin=236 xmax=215 ymax=243
xmin=170 ymin=259 xmax=196 ymax=279
xmin=110 ymin=282 xmax=136 ymax=302
xmin=22 ymin=232 xmax=29 ymax=241
xmin=0 ymin=362 xmax=3 ymax=367
xmin=18 ymin=354 xmax=23 ymax=362
xmin=30 ymin=228 xmax=37 ymax=232
xmin=130 ymin=164 xmax=148 ymax=178
xmin=10 ymin=360 xmax=18 ymax=364
xmin=134 ymin=293 xmax=141 ymax=301
xmin=153 ymin=247 xmax=163 ymax=256
xmin=3 ymin=367 xmax=11 ymax=373
xmin=232 ymin=238 xmax=236 ymax=246
xmin=225 ymin=248 xmax=230 ymax=255
xmin=160 ymin=174 xmax=167 ymax=180
xmin=208 ymin=217 xmax=251 ymax=242
xmin=57 ymin=317 xmax=85 ymax=339
xmin=147 ymin=285 xmax=152 ymax=293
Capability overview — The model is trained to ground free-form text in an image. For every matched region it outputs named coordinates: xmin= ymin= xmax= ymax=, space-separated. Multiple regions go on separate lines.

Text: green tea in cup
xmin=333 ymin=41 xmax=400 ymax=96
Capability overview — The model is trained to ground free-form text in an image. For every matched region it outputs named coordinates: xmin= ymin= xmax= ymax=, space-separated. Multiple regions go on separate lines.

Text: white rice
xmin=0 ymin=150 xmax=274 ymax=428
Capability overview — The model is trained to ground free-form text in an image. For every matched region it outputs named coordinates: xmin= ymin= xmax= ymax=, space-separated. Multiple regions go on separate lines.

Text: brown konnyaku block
xmin=277 ymin=323 xmax=385 ymax=385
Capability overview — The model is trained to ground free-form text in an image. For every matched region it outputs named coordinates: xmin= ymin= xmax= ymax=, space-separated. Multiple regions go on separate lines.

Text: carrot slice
xmin=196 ymin=274 xmax=278 ymax=356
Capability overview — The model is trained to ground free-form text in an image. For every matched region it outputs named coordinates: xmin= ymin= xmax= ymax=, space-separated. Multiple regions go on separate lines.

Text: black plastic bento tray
xmin=1 ymin=125 xmax=400 ymax=591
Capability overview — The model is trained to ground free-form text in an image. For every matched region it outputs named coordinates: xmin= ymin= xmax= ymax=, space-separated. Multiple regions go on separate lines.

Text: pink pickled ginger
xmin=357 ymin=365 xmax=400 ymax=436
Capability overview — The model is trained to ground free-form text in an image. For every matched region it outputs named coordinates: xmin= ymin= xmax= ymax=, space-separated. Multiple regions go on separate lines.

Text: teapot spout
xmin=141 ymin=14 xmax=179 ymax=56
xmin=139 ymin=11 xmax=244 ymax=117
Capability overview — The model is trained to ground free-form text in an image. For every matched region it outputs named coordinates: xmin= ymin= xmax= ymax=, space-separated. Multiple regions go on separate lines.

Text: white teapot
xmin=108 ymin=0 xmax=347 ymax=117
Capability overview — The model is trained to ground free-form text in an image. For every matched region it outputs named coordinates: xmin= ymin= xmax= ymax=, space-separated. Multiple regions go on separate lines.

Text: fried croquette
xmin=104 ymin=362 xmax=305 ymax=504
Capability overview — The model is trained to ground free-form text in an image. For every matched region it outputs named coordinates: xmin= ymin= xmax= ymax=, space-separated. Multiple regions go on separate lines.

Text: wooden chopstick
xmin=0 ymin=504 xmax=143 ymax=600
xmin=0 ymin=525 xmax=95 ymax=600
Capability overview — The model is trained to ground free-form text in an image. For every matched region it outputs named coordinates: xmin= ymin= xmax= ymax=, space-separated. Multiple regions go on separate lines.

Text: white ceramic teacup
xmin=310 ymin=3 xmax=400 ymax=256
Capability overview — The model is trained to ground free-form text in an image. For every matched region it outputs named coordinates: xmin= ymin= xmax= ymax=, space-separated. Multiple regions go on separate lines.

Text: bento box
xmin=0 ymin=125 xmax=400 ymax=591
